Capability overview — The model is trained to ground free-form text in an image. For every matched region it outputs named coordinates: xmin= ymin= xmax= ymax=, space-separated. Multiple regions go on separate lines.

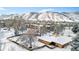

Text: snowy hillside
xmin=63 ymin=12 xmax=79 ymax=22
xmin=0 ymin=12 xmax=79 ymax=22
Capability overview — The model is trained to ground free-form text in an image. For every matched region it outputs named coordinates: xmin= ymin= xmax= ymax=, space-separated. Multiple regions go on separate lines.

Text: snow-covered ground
xmin=0 ymin=27 xmax=76 ymax=51
xmin=0 ymin=28 xmax=15 ymax=50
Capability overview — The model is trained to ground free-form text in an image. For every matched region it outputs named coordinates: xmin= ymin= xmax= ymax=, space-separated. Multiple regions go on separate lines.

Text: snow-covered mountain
xmin=0 ymin=12 xmax=79 ymax=22
xmin=0 ymin=14 xmax=21 ymax=20
xmin=62 ymin=12 xmax=79 ymax=22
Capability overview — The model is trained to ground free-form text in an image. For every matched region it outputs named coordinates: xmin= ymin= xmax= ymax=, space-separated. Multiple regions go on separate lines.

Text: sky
xmin=0 ymin=7 xmax=79 ymax=15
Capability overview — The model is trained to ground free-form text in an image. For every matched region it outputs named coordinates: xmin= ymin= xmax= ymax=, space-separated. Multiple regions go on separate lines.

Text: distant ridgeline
xmin=0 ymin=12 xmax=79 ymax=28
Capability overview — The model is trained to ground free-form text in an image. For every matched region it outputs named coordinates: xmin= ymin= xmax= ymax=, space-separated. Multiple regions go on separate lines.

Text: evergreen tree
xmin=71 ymin=33 xmax=79 ymax=51
xmin=72 ymin=24 xmax=79 ymax=33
